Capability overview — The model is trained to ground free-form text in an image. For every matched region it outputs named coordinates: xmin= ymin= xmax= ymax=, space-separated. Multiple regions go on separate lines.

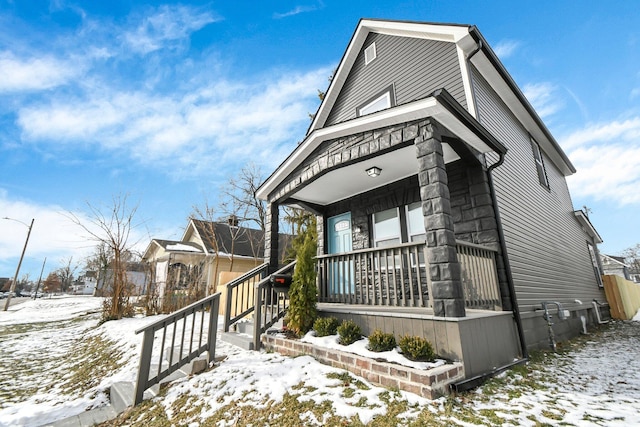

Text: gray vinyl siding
xmin=471 ymin=66 xmax=604 ymax=318
xmin=325 ymin=33 xmax=467 ymax=126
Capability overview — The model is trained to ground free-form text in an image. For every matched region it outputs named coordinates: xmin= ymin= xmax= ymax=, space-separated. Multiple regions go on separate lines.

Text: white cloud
xmin=273 ymin=2 xmax=324 ymax=19
xmin=561 ymin=117 xmax=640 ymax=150
xmin=122 ymin=5 xmax=220 ymax=54
xmin=562 ymin=117 xmax=640 ymax=206
xmin=523 ymin=82 xmax=564 ymax=118
xmin=493 ymin=40 xmax=520 ymax=59
xmin=0 ymin=51 xmax=81 ymax=92
xmin=0 ymin=191 xmax=91 ymax=273
xmin=0 ymin=190 xmax=150 ymax=276
xmin=16 ymin=66 xmax=331 ymax=175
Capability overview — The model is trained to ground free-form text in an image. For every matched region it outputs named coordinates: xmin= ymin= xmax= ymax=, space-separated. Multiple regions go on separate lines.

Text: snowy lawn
xmin=0 ymin=296 xmax=639 ymax=426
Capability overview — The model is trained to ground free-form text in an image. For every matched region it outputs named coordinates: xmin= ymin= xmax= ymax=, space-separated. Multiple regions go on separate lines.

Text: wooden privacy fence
xmin=602 ymin=275 xmax=640 ymax=320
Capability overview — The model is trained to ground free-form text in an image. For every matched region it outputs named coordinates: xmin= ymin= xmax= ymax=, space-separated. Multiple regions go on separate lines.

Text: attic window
xmin=364 ymin=42 xmax=377 ymax=65
xmin=357 ymin=85 xmax=395 ymax=117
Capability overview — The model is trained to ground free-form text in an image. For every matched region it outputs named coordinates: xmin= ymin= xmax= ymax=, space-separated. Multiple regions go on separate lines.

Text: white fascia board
xmin=359 ymin=20 xmax=470 ymax=43
xmin=574 ymin=210 xmax=603 ymax=244
xmin=257 ymin=96 xmax=495 ymax=201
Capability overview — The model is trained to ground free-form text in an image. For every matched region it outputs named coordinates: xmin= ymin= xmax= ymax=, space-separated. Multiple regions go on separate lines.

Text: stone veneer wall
xmin=262 ymin=334 xmax=465 ymax=399
xmin=263 ymin=118 xmax=510 ymax=314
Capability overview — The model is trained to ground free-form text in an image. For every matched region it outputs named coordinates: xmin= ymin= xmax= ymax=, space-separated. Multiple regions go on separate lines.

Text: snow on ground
xmin=1 ymin=296 xmax=640 ymax=426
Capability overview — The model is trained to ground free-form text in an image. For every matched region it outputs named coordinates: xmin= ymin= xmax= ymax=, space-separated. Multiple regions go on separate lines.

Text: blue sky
xmin=1 ymin=0 xmax=639 ymax=281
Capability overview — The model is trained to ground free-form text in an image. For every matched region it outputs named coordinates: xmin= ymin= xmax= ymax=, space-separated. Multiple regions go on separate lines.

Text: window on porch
xmin=373 ymin=202 xmax=426 ymax=247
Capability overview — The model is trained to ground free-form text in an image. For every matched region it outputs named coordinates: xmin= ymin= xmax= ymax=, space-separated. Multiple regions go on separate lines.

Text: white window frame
xmin=406 ymin=202 xmax=426 ymax=243
xmin=373 ymin=207 xmax=401 ymax=248
xmin=356 ymin=85 xmax=395 ymax=117
xmin=531 ymin=138 xmax=549 ymax=189
xmin=364 ymin=42 xmax=377 ymax=65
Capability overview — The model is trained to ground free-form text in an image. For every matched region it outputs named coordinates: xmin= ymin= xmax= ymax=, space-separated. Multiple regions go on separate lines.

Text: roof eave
xmin=467 ymin=27 xmax=576 ymax=176
xmin=257 ymin=91 xmax=506 ymax=201
xmin=574 ymin=210 xmax=603 ymax=244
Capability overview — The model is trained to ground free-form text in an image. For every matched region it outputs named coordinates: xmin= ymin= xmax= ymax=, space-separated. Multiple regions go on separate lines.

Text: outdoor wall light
xmin=366 ymin=166 xmax=382 ymax=177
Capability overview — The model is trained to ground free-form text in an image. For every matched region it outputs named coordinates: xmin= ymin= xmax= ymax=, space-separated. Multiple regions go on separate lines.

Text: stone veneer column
xmin=415 ymin=119 xmax=466 ymax=317
xmin=264 ymin=202 xmax=280 ymax=272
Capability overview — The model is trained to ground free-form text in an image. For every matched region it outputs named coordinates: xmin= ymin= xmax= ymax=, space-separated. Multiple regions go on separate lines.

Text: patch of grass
xmin=60 ymin=335 xmax=124 ymax=395
xmin=326 ymin=371 xmax=369 ymax=390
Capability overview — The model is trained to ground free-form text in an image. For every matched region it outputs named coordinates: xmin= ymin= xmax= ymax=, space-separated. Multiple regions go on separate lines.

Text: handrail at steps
xmin=134 ymin=292 xmax=221 ymax=405
xmin=253 ymin=260 xmax=296 ymax=350
xmin=223 ymin=262 xmax=269 ymax=332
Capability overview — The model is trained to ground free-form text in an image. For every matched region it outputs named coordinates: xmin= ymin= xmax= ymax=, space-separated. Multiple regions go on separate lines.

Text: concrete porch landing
xmin=317 ymin=303 xmax=522 ymax=379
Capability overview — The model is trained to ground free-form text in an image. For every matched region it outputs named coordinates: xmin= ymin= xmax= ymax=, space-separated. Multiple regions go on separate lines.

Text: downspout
xmin=467 ymin=31 xmax=528 ymax=360
xmin=487 ymin=154 xmax=529 ymax=360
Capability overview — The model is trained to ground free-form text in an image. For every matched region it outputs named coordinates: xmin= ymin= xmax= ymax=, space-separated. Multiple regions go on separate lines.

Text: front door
xmin=327 ymin=213 xmax=354 ymax=295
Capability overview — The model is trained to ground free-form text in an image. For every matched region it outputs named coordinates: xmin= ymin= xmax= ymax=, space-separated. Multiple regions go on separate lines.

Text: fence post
xmin=224 ymin=285 xmax=232 ymax=332
xmin=134 ymin=328 xmax=155 ymax=405
xmin=253 ymin=284 xmax=264 ymax=350
xmin=207 ymin=296 xmax=220 ymax=363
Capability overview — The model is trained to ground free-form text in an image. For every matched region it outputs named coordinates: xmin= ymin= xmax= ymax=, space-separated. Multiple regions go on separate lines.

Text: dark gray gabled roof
xmin=191 ymin=219 xmax=265 ymax=258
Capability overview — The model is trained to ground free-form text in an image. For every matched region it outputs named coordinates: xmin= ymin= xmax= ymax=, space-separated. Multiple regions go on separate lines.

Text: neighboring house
xmin=254 ymin=19 xmax=607 ymax=385
xmin=601 ymin=254 xmax=631 ymax=280
xmin=70 ymin=272 xmax=98 ymax=295
xmin=94 ymin=263 xmax=148 ymax=296
xmin=142 ymin=217 xmax=272 ymax=301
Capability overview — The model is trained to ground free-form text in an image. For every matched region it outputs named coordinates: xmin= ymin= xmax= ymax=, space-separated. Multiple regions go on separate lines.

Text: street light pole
xmin=3 ymin=217 xmax=35 ymax=311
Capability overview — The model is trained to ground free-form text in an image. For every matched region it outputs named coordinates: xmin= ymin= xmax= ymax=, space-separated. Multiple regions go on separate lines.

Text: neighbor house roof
xmin=189 ymin=219 xmax=265 ymax=258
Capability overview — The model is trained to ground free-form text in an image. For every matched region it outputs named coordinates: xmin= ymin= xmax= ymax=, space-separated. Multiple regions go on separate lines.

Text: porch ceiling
xmin=257 ymin=90 xmax=506 ymax=203
xmin=291 ymin=144 xmax=461 ymax=205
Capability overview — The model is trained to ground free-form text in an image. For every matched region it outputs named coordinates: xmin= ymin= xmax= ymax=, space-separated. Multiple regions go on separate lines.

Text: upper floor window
xmin=357 ymin=85 xmax=395 ymax=117
xmin=531 ymin=138 xmax=549 ymax=189
xmin=587 ymin=242 xmax=604 ymax=288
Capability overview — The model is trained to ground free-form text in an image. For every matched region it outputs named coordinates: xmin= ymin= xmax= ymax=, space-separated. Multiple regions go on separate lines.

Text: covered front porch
xmin=255 ymin=90 xmax=523 ymax=379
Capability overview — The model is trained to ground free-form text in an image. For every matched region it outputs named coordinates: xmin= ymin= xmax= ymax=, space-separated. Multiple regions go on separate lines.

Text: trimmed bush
xmin=313 ymin=317 xmax=340 ymax=337
xmin=398 ymin=335 xmax=435 ymax=362
xmin=337 ymin=319 xmax=362 ymax=346
xmin=367 ymin=329 xmax=397 ymax=352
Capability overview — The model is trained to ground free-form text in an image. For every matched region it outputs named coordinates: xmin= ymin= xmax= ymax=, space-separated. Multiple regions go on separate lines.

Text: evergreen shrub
xmin=337 ymin=319 xmax=362 ymax=345
xmin=398 ymin=335 xmax=435 ymax=362
xmin=367 ymin=329 xmax=397 ymax=352
xmin=313 ymin=316 xmax=340 ymax=337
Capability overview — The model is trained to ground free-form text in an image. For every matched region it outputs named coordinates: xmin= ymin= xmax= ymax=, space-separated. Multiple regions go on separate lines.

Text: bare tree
xmin=622 ymin=244 xmax=640 ymax=275
xmin=191 ymin=201 xmax=222 ymax=296
xmin=84 ymin=242 xmax=114 ymax=297
xmin=219 ymin=162 xmax=266 ymax=233
xmin=55 ymin=256 xmax=78 ymax=293
xmin=68 ymin=194 xmax=140 ymax=320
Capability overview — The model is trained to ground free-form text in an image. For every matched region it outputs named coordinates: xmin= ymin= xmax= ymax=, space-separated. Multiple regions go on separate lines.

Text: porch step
xmin=220 ymin=331 xmax=254 ymax=350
